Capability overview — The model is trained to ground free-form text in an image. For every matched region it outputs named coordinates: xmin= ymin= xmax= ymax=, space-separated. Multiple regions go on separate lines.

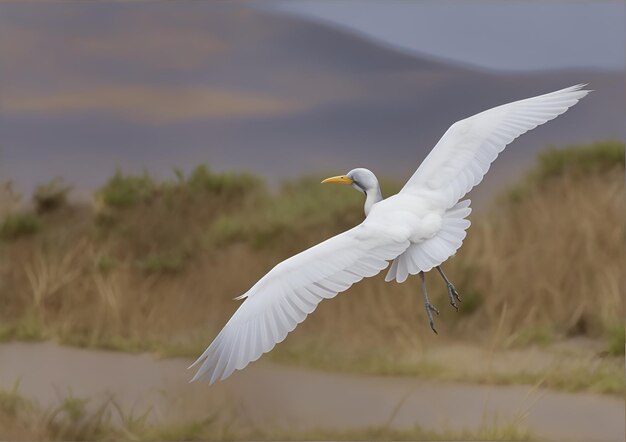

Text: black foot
xmin=425 ymin=302 xmax=439 ymax=334
xmin=447 ymin=282 xmax=461 ymax=311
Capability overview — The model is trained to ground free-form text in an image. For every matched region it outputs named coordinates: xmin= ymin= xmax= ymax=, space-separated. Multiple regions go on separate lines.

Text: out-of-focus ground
xmin=0 ymin=142 xmax=624 ymax=440
xmin=0 ymin=342 xmax=624 ymax=441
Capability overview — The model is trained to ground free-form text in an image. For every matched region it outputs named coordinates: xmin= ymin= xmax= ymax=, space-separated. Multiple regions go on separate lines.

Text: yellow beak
xmin=321 ymin=175 xmax=353 ymax=185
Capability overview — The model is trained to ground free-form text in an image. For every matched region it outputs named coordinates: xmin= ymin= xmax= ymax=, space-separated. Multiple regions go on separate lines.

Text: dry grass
xmin=0 ymin=384 xmax=534 ymax=441
xmin=455 ymin=166 xmax=624 ymax=339
xmin=0 ymin=181 xmax=21 ymax=216
xmin=0 ymin=143 xmax=623 ymax=392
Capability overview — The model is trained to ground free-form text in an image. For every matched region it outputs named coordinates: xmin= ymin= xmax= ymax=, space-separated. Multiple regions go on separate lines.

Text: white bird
xmin=190 ymin=84 xmax=590 ymax=383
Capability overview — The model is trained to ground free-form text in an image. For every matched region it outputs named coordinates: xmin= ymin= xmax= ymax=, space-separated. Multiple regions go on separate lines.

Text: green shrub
xmin=186 ymin=164 xmax=261 ymax=197
xmin=98 ymin=171 xmax=156 ymax=208
xmin=97 ymin=166 xmax=261 ymax=212
xmin=0 ymin=212 xmax=41 ymax=239
xmin=203 ymin=175 xmax=362 ymax=250
xmin=502 ymin=140 xmax=624 ymax=204
xmin=33 ymin=177 xmax=71 ymax=213
xmin=533 ymin=140 xmax=624 ymax=183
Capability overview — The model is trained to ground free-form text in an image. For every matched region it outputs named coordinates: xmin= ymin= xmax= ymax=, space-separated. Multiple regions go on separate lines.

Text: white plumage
xmin=190 ymin=84 xmax=590 ymax=383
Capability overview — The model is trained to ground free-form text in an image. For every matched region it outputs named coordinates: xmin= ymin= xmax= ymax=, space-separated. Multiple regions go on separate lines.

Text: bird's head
xmin=321 ymin=168 xmax=379 ymax=194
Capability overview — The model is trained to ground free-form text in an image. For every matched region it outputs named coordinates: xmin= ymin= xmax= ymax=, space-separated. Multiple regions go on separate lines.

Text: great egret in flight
xmin=191 ymin=84 xmax=589 ymax=383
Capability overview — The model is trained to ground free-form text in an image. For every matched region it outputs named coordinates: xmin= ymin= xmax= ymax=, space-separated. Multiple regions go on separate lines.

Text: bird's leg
xmin=436 ymin=266 xmax=461 ymax=311
xmin=420 ymin=272 xmax=439 ymax=334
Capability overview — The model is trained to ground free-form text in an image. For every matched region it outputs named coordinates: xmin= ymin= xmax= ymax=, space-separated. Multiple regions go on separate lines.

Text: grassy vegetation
xmin=471 ymin=363 xmax=623 ymax=395
xmin=0 ymin=381 xmax=28 ymax=417
xmin=532 ymin=140 xmax=624 ymax=182
xmin=33 ymin=178 xmax=72 ymax=214
xmin=267 ymin=336 xmax=624 ymax=395
xmin=505 ymin=324 xmax=555 ymax=348
xmin=606 ymin=323 xmax=625 ymax=356
xmin=96 ymin=166 xmax=261 ymax=210
xmin=0 ymin=384 xmax=534 ymax=441
xmin=255 ymin=422 xmax=534 ymax=441
xmin=503 ymin=140 xmax=625 ymax=203
xmin=97 ymin=170 xmax=157 ymax=208
xmin=0 ymin=212 xmax=41 ymax=239
xmin=0 ymin=142 xmax=623 ymax=394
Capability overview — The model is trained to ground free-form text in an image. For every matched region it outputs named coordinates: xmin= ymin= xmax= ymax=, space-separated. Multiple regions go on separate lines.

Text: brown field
xmin=0 ymin=141 xmax=624 ymax=392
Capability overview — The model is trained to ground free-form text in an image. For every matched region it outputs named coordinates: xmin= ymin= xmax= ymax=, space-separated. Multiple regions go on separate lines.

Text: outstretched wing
xmin=385 ymin=85 xmax=590 ymax=282
xmin=400 ymin=84 xmax=591 ymax=208
xmin=190 ymin=222 xmax=409 ymax=383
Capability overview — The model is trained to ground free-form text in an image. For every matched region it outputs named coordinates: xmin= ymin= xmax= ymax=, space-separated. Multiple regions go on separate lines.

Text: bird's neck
xmin=364 ymin=186 xmax=383 ymax=217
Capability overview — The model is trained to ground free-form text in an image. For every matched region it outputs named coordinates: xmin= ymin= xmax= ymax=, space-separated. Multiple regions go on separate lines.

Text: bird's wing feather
xmin=400 ymin=84 xmax=591 ymax=208
xmin=190 ymin=222 xmax=409 ymax=383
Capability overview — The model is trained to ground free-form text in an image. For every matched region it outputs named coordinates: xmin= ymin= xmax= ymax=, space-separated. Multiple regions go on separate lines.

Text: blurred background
xmin=0 ymin=0 xmax=624 ymax=440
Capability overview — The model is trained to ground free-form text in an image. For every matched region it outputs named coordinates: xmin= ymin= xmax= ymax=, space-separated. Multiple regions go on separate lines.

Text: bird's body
xmin=191 ymin=84 xmax=590 ymax=383
xmin=373 ymin=193 xmax=445 ymax=241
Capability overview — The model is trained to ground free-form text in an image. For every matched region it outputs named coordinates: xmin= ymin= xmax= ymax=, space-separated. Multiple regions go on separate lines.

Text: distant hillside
xmin=2 ymin=2 xmax=624 ymax=200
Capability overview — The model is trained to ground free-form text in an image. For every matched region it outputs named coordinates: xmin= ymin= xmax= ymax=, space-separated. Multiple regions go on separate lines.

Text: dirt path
xmin=0 ymin=342 xmax=622 ymax=441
